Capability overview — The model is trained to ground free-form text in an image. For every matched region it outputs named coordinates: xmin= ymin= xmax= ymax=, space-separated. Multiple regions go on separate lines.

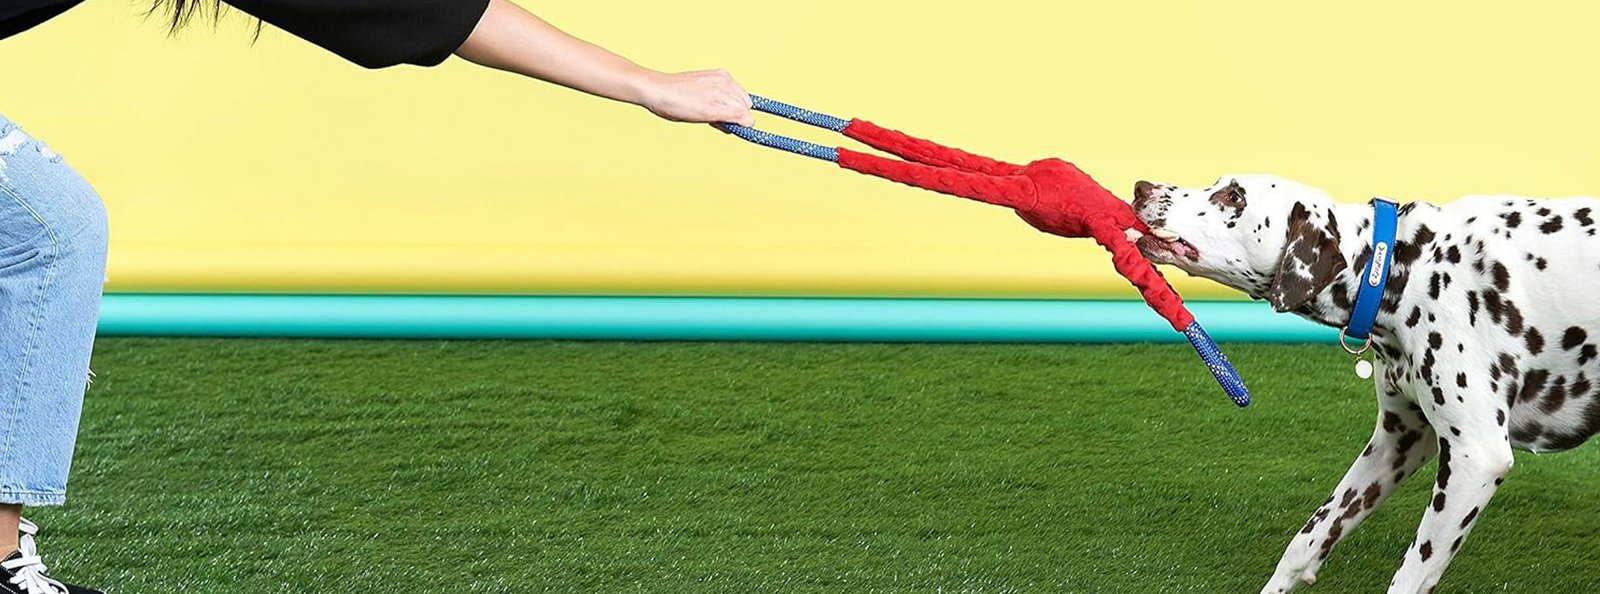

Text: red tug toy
xmin=725 ymin=96 xmax=1250 ymax=406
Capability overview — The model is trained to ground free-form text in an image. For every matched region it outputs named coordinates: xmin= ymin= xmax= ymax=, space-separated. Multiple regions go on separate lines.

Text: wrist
xmin=619 ymin=66 xmax=664 ymax=108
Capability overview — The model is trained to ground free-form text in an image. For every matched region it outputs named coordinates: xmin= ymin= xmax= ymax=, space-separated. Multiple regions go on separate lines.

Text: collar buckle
xmin=1338 ymin=326 xmax=1373 ymax=356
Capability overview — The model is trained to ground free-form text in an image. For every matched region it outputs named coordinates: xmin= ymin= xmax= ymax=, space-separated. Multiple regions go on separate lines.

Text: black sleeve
xmin=224 ymin=0 xmax=491 ymax=69
xmin=0 ymin=1 xmax=83 ymax=41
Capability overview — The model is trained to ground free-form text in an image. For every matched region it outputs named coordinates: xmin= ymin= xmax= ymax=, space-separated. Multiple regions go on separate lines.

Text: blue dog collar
xmin=1340 ymin=198 xmax=1399 ymax=356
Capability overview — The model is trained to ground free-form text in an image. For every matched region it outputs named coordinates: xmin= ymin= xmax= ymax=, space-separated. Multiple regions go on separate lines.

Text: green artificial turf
xmin=28 ymin=339 xmax=1600 ymax=593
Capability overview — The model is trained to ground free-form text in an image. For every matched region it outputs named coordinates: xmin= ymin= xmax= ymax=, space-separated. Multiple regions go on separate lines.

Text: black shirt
xmin=1 ymin=0 xmax=492 ymax=68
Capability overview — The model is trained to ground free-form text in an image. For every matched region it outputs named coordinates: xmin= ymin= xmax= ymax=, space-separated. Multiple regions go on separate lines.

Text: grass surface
xmin=30 ymin=339 xmax=1600 ymax=593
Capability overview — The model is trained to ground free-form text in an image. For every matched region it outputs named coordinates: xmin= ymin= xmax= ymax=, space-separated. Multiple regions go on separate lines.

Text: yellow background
xmin=0 ymin=1 xmax=1594 ymax=297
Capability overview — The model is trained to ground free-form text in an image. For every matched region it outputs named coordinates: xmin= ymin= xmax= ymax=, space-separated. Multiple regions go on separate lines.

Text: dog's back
xmin=1431 ymin=195 xmax=1600 ymax=452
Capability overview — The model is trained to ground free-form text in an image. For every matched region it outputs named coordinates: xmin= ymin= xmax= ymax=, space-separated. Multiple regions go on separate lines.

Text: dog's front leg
xmin=1261 ymin=376 xmax=1436 ymax=594
xmin=1384 ymin=405 xmax=1513 ymax=593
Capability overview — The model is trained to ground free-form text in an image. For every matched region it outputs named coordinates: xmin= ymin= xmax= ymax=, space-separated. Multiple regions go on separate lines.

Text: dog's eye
xmin=1210 ymin=183 xmax=1247 ymax=209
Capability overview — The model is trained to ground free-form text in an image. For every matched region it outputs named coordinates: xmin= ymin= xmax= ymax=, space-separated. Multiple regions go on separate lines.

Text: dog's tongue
xmin=1170 ymin=240 xmax=1199 ymax=261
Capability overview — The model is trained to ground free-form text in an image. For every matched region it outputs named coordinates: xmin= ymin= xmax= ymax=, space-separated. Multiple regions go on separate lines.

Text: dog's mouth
xmin=1131 ymin=227 xmax=1201 ymax=263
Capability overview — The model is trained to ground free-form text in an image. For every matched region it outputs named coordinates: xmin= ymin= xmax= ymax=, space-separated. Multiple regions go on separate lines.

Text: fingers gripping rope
xmin=722 ymin=95 xmax=1250 ymax=407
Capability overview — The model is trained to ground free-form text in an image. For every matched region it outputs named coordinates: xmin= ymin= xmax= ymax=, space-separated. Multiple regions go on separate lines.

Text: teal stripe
xmin=97 ymin=294 xmax=1335 ymax=343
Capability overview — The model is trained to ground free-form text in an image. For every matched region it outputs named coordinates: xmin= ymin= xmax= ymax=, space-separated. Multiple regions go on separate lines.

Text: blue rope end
xmin=1183 ymin=322 xmax=1251 ymax=407
xmin=720 ymin=124 xmax=840 ymax=163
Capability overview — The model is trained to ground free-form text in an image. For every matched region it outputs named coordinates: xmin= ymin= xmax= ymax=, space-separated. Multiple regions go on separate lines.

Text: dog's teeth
xmin=1125 ymin=229 xmax=1145 ymax=243
xmin=1150 ymin=228 xmax=1181 ymax=241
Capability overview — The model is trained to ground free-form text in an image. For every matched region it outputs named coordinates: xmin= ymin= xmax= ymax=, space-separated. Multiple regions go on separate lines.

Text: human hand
xmin=636 ymin=69 xmax=756 ymax=127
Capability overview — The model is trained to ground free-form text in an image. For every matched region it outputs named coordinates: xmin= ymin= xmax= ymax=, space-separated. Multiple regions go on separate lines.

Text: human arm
xmin=455 ymin=0 xmax=754 ymax=126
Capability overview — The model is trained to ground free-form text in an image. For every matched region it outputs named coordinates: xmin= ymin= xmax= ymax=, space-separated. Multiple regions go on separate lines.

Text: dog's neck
xmin=1285 ymin=200 xmax=1439 ymax=342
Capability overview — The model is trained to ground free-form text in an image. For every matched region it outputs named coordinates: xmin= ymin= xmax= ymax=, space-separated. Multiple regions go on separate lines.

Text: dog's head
xmin=1131 ymin=174 xmax=1349 ymax=312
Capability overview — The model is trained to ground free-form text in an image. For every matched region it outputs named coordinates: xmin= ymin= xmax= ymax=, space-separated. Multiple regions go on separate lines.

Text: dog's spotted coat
xmin=1130 ymin=175 xmax=1599 ymax=594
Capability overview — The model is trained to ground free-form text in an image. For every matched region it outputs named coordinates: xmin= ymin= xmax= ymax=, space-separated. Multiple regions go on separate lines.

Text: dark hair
xmin=149 ymin=0 xmax=214 ymax=31
xmin=150 ymin=0 xmax=258 ymax=35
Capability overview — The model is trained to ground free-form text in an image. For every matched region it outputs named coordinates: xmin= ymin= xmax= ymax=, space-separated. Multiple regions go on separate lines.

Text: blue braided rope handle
xmin=1184 ymin=322 xmax=1251 ymax=407
xmin=720 ymin=96 xmax=851 ymax=162
xmin=749 ymin=96 xmax=851 ymax=131
xmin=723 ymin=94 xmax=1253 ymax=407
xmin=721 ymin=126 xmax=839 ymax=162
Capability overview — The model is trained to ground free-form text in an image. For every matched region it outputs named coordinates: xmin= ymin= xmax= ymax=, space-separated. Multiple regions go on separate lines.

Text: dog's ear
xmin=1266 ymin=202 xmax=1348 ymax=312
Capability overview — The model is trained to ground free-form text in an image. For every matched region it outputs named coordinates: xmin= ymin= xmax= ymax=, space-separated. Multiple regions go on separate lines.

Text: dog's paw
xmin=1260 ymin=569 xmax=1317 ymax=594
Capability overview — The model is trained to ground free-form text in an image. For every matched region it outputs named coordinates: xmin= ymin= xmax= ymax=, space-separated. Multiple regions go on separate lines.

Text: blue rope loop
xmin=720 ymin=95 xmax=850 ymax=162
xmin=721 ymin=124 xmax=840 ymax=162
xmin=1184 ymin=322 xmax=1252 ymax=407
xmin=750 ymin=96 xmax=851 ymax=132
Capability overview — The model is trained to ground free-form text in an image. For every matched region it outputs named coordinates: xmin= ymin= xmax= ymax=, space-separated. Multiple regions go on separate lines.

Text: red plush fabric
xmin=837 ymin=120 xmax=1194 ymax=331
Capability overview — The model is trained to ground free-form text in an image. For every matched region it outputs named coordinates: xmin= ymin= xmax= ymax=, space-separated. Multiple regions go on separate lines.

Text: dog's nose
xmin=1133 ymin=181 xmax=1158 ymax=211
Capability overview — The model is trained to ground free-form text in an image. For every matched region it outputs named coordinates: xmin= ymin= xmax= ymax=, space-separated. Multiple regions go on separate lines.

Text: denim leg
xmin=0 ymin=116 xmax=109 ymax=506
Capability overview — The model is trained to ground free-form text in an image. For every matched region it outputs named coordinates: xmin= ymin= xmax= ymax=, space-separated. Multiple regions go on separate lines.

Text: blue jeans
xmin=0 ymin=113 xmax=108 ymax=507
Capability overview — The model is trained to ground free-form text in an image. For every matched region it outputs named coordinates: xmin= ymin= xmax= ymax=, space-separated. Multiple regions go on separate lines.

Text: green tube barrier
xmin=97 ymin=294 xmax=1334 ymax=343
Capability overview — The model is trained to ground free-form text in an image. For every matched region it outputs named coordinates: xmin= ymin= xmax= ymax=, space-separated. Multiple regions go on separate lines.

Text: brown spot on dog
xmin=1393 ymin=225 xmax=1434 ymax=267
xmin=1503 ymin=300 xmax=1525 ymax=336
xmin=1484 ymin=291 xmax=1505 ymax=324
xmin=1519 ymin=369 xmax=1550 ymax=403
xmin=1393 ymin=431 xmax=1424 ymax=470
xmin=1302 ymin=505 xmax=1332 ymax=534
xmin=1268 ymin=203 xmax=1347 ymax=312
xmin=1363 ymin=483 xmax=1382 ymax=510
xmin=1542 ymin=378 xmax=1570 ymax=414
xmin=1511 ymin=420 xmax=1545 ymax=443
xmin=1563 ymin=327 xmax=1588 ymax=351
xmin=1382 ymin=411 xmax=1404 ymax=433
xmin=1526 ymin=328 xmax=1545 ymax=355
xmin=1435 ymin=440 xmax=1452 ymax=491
xmin=1498 ymin=353 xmax=1520 ymax=378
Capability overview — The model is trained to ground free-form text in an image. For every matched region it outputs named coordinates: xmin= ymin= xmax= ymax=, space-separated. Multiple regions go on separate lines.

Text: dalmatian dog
xmin=1129 ymin=174 xmax=1600 ymax=594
